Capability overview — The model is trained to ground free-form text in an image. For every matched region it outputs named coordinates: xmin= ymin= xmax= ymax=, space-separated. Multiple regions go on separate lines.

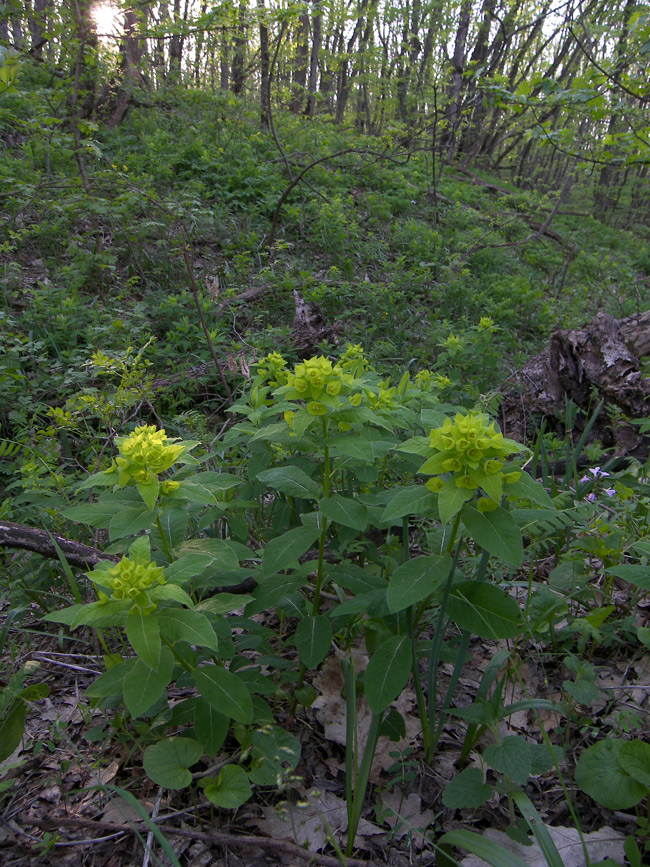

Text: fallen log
xmin=500 ymin=310 xmax=650 ymax=455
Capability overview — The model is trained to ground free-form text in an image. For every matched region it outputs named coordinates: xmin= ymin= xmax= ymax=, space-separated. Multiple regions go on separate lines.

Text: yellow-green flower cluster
xmin=339 ymin=343 xmax=371 ymax=377
xmin=419 ymin=411 xmax=525 ymax=504
xmin=254 ymin=352 xmax=288 ymax=387
xmin=477 ymin=316 xmax=497 ymax=334
xmin=94 ymin=556 xmax=166 ymax=606
xmin=276 ymin=355 xmax=360 ymax=417
xmin=112 ymin=425 xmax=184 ymax=488
xmin=415 ymin=370 xmax=452 ymax=392
xmin=367 ymin=381 xmax=397 ymax=411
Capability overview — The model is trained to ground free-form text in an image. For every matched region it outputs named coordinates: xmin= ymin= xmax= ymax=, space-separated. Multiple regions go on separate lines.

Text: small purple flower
xmin=587 ymin=492 xmax=597 ymax=502
xmin=604 ymin=487 xmax=616 ymax=498
xmin=580 ymin=475 xmax=590 ymax=483
xmin=589 ymin=467 xmax=610 ymax=479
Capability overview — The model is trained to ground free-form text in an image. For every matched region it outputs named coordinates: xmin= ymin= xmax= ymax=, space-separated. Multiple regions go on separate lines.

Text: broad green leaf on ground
xmin=200 ymin=764 xmax=252 ymax=809
xmin=575 ymin=739 xmax=648 ymax=810
xmin=143 ymin=737 xmax=203 ymax=789
xmin=461 ymin=505 xmax=523 ymax=566
xmin=442 ymin=767 xmax=492 ymax=809
xmin=617 ymin=740 xmax=650 ymax=788
xmin=387 ymin=554 xmax=451 ymax=613
xmin=448 ymin=582 xmax=523 ymax=639
xmin=365 ymin=635 xmax=412 ymax=713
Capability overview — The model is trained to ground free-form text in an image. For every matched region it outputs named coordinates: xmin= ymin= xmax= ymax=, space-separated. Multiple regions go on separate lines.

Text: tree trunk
xmin=290 ymin=7 xmax=310 ymax=113
xmin=258 ymin=0 xmax=270 ymax=130
xmin=305 ymin=4 xmax=321 ymax=117
xmin=231 ymin=2 xmax=247 ymax=94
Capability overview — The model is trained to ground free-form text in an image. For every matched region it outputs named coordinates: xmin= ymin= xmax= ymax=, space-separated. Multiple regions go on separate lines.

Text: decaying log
xmin=500 ymin=311 xmax=650 ymax=455
xmin=291 ymin=290 xmax=342 ymax=358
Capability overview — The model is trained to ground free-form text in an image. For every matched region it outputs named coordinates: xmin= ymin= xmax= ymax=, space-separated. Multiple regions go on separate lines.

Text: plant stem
xmin=346 ymin=709 xmax=382 ymax=857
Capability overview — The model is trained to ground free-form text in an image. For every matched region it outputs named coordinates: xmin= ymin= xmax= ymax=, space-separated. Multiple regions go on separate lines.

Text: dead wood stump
xmin=500 ymin=311 xmax=650 ymax=456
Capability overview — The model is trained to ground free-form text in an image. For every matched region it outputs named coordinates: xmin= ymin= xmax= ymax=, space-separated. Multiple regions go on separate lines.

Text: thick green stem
xmin=155 ymin=513 xmax=173 ymax=562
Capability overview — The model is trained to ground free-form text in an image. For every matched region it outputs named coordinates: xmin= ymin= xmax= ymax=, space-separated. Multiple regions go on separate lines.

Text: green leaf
xmin=484 ymin=736 xmax=534 ymax=785
xmin=0 ymin=700 xmax=26 ymax=763
xmin=194 ymin=699 xmax=229 ymax=755
xmin=381 ymin=485 xmax=438 ymax=521
xmin=257 ymin=466 xmax=320 ymax=500
xmin=247 ymin=726 xmax=301 ymax=786
xmin=137 ymin=476 xmax=160 ymax=510
xmin=438 ymin=479 xmax=473 ymax=524
xmin=193 ymin=665 xmax=253 ymax=724
xmin=126 ymin=608 xmax=161 ymax=670
xmin=330 ymin=435 xmax=396 ymax=462
xmin=123 ymin=649 xmax=175 ymax=718
xmin=606 ymin=564 xmax=650 ymax=591
xmin=617 ymin=740 xmax=650 ymax=789
xmin=438 ymin=829 xmax=530 ymax=867
xmin=442 ymin=767 xmax=492 ymax=809
xmin=319 ymin=494 xmax=368 ymax=530
xmin=86 ymin=660 xmax=135 ymax=699
xmin=448 ymin=582 xmax=523 ymax=639
xmin=69 ymin=599 xmax=131 ymax=628
xmin=158 ymin=608 xmax=218 ymax=651
xmin=326 ymin=563 xmax=386 ymax=594
xmin=200 ymin=765 xmax=252 ymax=809
xmin=62 ymin=500 xmax=123 ymax=529
xmin=262 ymin=526 xmax=319 ymax=577
xmin=387 ymin=554 xmax=451 ymax=613
xmin=294 ymin=615 xmax=332 ymax=668
xmin=109 ymin=505 xmax=155 ymax=541
xmin=245 ymin=573 xmax=305 ymax=615
xmin=365 ymin=635 xmax=412 ymax=713
xmin=505 ymin=472 xmax=554 ymax=508
xmin=189 ymin=471 xmax=243 ymax=491
xmin=575 ymin=739 xmax=648 ymax=809
xmin=173 ymin=480 xmax=217 ymax=505
xmin=461 ymin=505 xmax=523 ymax=566
xmin=174 ymin=539 xmax=240 ymax=573
xmin=143 ymin=737 xmax=203 ymax=790
xmin=511 ymin=789 xmax=565 ymax=867
xmin=155 ymin=506 xmax=189 ymax=549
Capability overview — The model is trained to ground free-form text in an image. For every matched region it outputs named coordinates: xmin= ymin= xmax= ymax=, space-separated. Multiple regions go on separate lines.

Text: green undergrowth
xmin=2 ymin=82 xmax=650 ymax=864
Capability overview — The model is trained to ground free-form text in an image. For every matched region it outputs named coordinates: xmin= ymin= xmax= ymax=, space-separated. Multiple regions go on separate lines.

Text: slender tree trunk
xmin=258 ymin=0 xmax=270 ymax=130
xmin=290 ymin=8 xmax=310 ymax=113
xmin=231 ymin=2 xmax=247 ymax=94
xmin=305 ymin=3 xmax=321 ymax=117
xmin=444 ymin=0 xmax=471 ymax=161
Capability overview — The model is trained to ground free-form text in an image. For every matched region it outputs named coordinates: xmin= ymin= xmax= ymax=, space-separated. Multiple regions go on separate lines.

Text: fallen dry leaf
xmin=379 ymin=788 xmax=437 ymax=848
xmin=312 ymin=650 xmax=421 ymax=779
xmin=253 ymin=789 xmax=384 ymax=851
xmin=459 ymin=825 xmax=625 ymax=866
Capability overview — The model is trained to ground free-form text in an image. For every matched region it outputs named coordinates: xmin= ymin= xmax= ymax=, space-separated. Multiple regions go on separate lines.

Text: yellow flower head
xmin=96 ymin=556 xmax=166 ymax=603
xmin=112 ymin=425 xmax=184 ymax=488
xmin=419 ymin=411 xmax=526 ymax=506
